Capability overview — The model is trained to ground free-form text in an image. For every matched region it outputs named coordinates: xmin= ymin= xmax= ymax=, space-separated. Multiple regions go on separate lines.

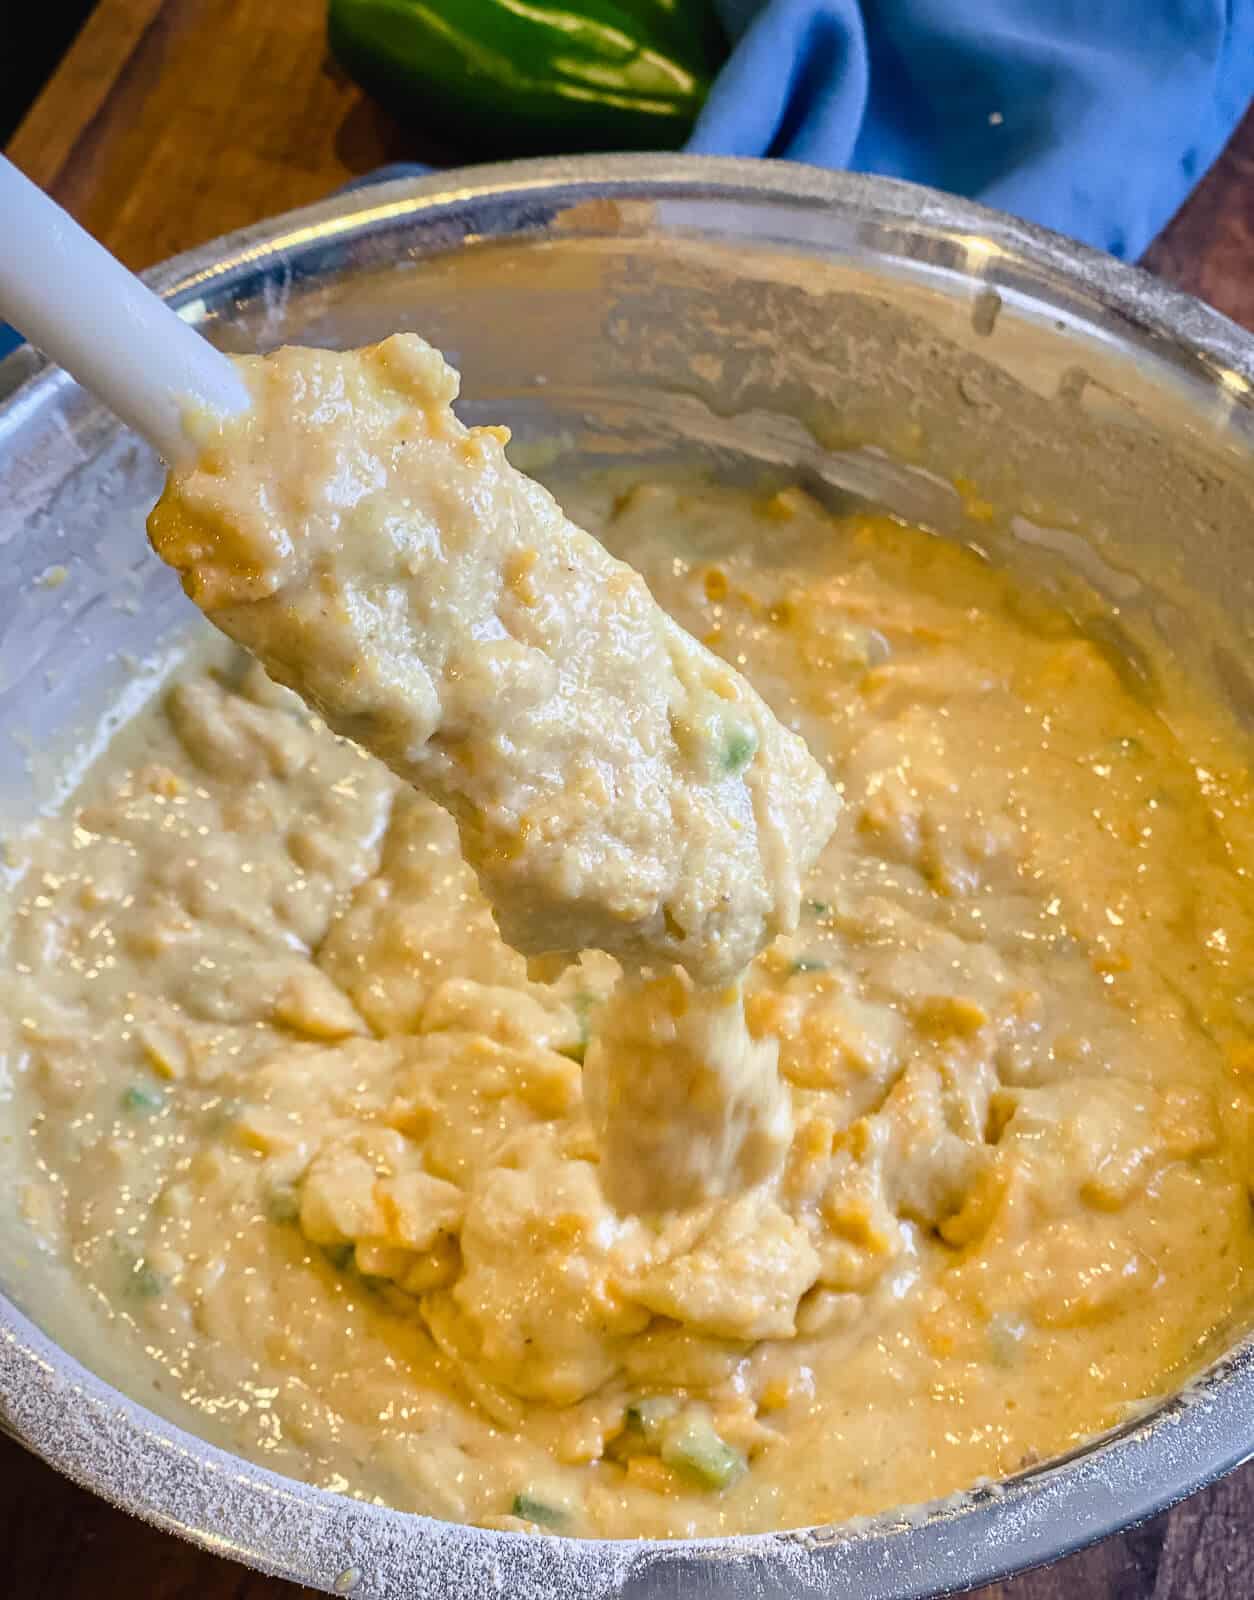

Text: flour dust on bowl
xmin=1 ymin=157 xmax=1253 ymax=1600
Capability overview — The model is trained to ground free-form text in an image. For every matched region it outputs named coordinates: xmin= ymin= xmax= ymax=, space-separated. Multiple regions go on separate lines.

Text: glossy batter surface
xmin=3 ymin=480 xmax=1253 ymax=1538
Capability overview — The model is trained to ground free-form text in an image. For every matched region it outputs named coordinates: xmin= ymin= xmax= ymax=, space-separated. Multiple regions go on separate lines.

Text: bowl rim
xmin=2 ymin=153 xmax=1254 ymax=1599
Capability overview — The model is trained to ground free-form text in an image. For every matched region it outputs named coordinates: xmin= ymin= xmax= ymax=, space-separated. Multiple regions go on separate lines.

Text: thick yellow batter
xmin=148 ymin=336 xmax=837 ymax=990
xmin=2 ymin=475 xmax=1253 ymax=1539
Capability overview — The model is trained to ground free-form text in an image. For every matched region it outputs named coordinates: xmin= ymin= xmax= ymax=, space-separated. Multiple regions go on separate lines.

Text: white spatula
xmin=0 ymin=155 xmax=250 ymax=463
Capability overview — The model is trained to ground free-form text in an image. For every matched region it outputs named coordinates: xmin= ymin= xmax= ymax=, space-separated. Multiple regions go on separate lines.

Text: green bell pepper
xmin=327 ymin=0 xmax=728 ymax=157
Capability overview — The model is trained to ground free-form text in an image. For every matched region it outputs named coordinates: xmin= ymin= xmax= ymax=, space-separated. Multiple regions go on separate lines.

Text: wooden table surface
xmin=5 ymin=4 xmax=1254 ymax=1595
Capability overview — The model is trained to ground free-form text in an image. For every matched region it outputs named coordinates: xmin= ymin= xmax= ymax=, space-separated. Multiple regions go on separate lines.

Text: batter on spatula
xmin=148 ymin=333 xmax=838 ymax=1206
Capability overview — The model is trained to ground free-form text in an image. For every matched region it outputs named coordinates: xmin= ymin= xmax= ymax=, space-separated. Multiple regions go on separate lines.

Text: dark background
xmin=2 ymin=2 xmax=96 ymax=142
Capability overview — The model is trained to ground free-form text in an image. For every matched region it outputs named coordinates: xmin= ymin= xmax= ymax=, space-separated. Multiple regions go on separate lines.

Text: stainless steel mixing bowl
xmin=1 ymin=156 xmax=1252 ymax=1600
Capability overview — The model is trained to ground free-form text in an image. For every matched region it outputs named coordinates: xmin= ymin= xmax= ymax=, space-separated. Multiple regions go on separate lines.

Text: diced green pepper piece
xmin=660 ymin=1414 xmax=747 ymax=1490
xmin=130 ymin=1262 xmax=164 ymax=1299
xmin=121 ymin=1084 xmax=165 ymax=1115
xmin=113 ymin=1239 xmax=164 ymax=1300
xmin=265 ymin=1183 xmax=301 ymax=1224
xmin=559 ymin=990 xmax=598 ymax=1064
xmin=118 ymin=1248 xmax=163 ymax=1300
xmin=721 ymin=727 xmax=758 ymax=774
xmin=512 ymin=1491 xmax=569 ymax=1529
xmin=789 ymin=957 xmax=828 ymax=974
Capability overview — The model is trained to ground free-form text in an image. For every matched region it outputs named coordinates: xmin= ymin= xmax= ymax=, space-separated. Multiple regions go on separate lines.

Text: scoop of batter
xmin=585 ymin=970 xmax=793 ymax=1213
xmin=148 ymin=334 xmax=838 ymax=987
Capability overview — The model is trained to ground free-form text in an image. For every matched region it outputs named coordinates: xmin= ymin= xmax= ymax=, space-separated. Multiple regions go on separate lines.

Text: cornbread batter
xmin=147 ymin=336 xmax=837 ymax=989
xmin=3 ymin=474 xmax=1253 ymax=1539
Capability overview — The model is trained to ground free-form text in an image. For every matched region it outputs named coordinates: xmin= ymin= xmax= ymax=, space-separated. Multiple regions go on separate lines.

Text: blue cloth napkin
xmin=690 ymin=0 xmax=1254 ymax=259
xmin=355 ymin=0 xmax=1253 ymax=262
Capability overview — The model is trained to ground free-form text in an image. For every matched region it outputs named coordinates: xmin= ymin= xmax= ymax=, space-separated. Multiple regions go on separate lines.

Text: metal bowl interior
xmin=1 ymin=155 xmax=1253 ymax=1600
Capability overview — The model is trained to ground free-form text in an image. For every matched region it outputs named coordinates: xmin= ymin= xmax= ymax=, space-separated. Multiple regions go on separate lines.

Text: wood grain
xmin=6 ymin=0 xmax=450 ymax=271
xmin=4 ymin=3 xmax=1254 ymax=1594
xmin=6 ymin=0 xmax=167 ymax=192
xmin=1142 ymin=103 xmax=1254 ymax=333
